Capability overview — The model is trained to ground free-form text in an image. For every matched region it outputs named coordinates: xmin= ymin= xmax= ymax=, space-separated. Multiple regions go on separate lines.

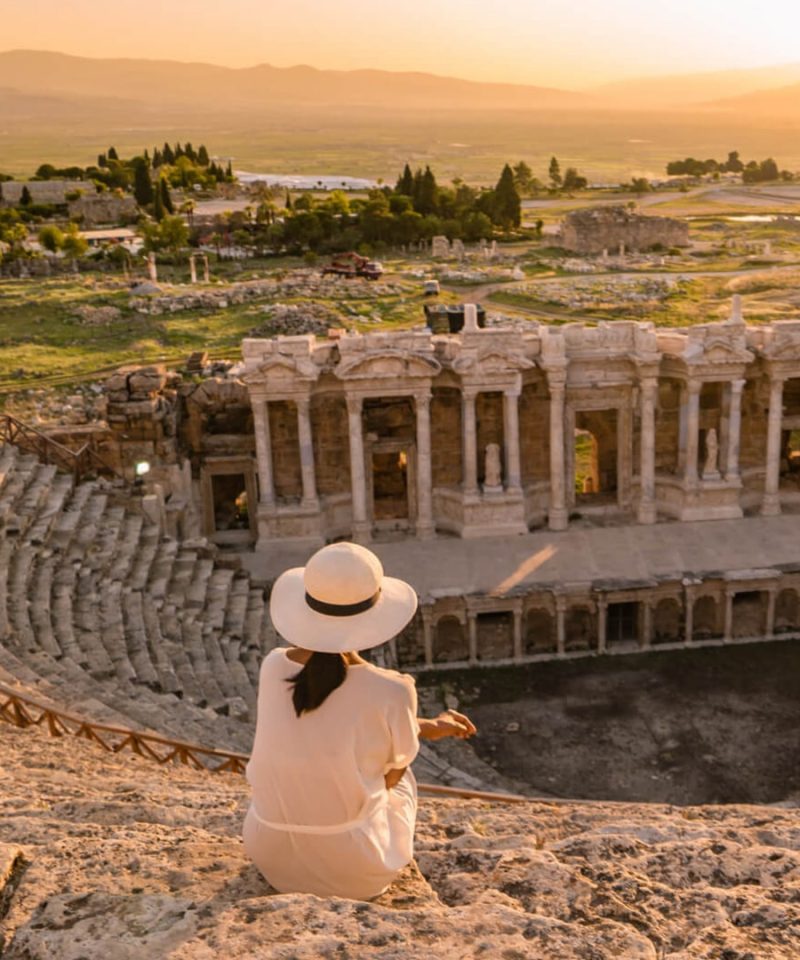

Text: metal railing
xmin=0 ymin=414 xmax=126 ymax=484
xmin=0 ymin=682 xmax=528 ymax=803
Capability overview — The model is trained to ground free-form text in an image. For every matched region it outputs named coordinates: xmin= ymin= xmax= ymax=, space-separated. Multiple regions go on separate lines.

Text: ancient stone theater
xmin=88 ymin=301 xmax=800 ymax=673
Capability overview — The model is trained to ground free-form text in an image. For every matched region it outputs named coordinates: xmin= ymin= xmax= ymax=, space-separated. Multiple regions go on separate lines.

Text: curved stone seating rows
xmin=0 ymin=444 xmax=274 ymax=750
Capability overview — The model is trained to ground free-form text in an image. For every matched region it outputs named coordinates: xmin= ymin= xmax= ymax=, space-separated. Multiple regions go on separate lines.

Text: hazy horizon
xmin=4 ymin=0 xmax=800 ymax=87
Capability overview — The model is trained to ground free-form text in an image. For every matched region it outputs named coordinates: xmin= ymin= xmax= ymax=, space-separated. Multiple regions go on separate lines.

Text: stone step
xmin=111 ymin=514 xmax=145 ymax=584
xmin=64 ymin=492 xmax=109 ymax=565
xmin=6 ymin=463 xmax=58 ymax=541
xmin=8 ymin=545 xmax=36 ymax=649
xmin=50 ymin=481 xmax=96 ymax=550
xmin=127 ymin=522 xmax=160 ymax=591
xmin=0 ymin=443 xmax=20 ymax=494
xmin=0 ymin=459 xmax=51 ymax=537
xmin=146 ymin=539 xmax=179 ymax=599
xmin=25 ymin=472 xmax=74 ymax=547
xmin=0 ymin=539 xmax=14 ymax=639
xmin=29 ymin=554 xmax=61 ymax=658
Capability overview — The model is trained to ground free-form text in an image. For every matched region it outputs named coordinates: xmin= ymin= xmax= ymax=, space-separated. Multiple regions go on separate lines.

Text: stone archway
xmin=693 ymin=596 xmax=720 ymax=641
xmin=524 ymin=608 xmax=555 ymax=655
xmin=653 ymin=597 xmax=682 ymax=644
xmin=774 ymin=588 xmax=800 ymax=634
xmin=434 ymin=616 xmax=467 ymax=663
xmin=565 ymin=607 xmax=594 ymax=651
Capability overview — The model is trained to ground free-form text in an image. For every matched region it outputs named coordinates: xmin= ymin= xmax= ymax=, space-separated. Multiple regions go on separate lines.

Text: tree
xmin=562 ymin=167 xmax=588 ymax=192
xmin=97 ymin=153 xmax=107 ymax=168
xmin=629 ymin=177 xmax=652 ymax=194
xmin=724 ymin=151 xmax=744 ymax=173
xmin=38 ymin=225 xmax=64 ymax=253
xmin=415 ymin=166 xmax=439 ymax=215
xmin=160 ymin=177 xmax=174 ymax=214
xmin=548 ymin=156 xmax=562 ymax=190
xmin=107 ymin=146 xmax=119 ymax=161
xmin=162 ymin=142 xmax=175 ymax=165
xmin=133 ymin=160 xmax=154 ymax=206
xmin=20 ymin=186 xmax=32 ymax=206
xmin=61 ymin=224 xmax=88 ymax=261
xmin=225 ymin=160 xmax=234 ymax=181
xmin=396 ymin=163 xmax=414 ymax=196
xmin=153 ymin=184 xmax=165 ymax=221
xmin=512 ymin=161 xmax=533 ymax=194
xmin=492 ymin=163 xmax=521 ymax=229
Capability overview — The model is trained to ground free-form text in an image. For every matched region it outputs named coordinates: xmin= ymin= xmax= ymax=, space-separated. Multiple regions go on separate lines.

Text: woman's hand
xmin=419 ymin=709 xmax=477 ymax=741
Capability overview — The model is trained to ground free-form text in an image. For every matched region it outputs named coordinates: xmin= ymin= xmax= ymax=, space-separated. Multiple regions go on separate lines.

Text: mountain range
xmin=2 ymin=49 xmax=800 ymax=118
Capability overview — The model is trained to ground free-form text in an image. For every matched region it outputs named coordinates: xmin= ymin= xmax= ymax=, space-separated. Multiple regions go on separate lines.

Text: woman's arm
xmin=419 ymin=709 xmax=477 ymax=741
xmin=384 ymin=711 xmax=476 ymax=789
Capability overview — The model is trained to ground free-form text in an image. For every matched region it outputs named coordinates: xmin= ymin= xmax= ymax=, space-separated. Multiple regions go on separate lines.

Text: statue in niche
xmin=703 ymin=427 xmax=720 ymax=479
xmin=483 ymin=442 xmax=503 ymax=491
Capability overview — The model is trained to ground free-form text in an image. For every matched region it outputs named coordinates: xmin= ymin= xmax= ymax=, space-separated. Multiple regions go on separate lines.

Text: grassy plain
xmin=5 ymin=108 xmax=800 ymax=183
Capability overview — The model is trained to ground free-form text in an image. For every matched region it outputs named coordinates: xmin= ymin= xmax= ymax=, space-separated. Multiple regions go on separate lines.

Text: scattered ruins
xmin=560 ymin=205 xmax=689 ymax=254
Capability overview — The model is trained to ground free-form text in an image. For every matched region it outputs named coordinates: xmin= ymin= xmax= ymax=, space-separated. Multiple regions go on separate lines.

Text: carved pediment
xmin=453 ymin=350 xmax=535 ymax=375
xmin=243 ymin=355 xmax=319 ymax=386
xmin=765 ymin=337 xmax=800 ymax=361
xmin=686 ymin=336 xmax=753 ymax=365
xmin=336 ymin=351 xmax=441 ymax=381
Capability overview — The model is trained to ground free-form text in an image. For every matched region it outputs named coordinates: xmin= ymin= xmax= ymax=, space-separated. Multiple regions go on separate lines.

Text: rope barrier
xmin=0 ymin=682 xmax=528 ymax=803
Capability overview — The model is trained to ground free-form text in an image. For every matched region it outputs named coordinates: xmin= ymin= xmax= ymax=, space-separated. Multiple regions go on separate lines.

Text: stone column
xmin=684 ymin=587 xmax=694 ymax=644
xmin=462 ymin=390 xmax=479 ymax=496
xmin=421 ymin=606 xmax=434 ymax=667
xmin=556 ymin=597 xmax=566 ymax=655
xmin=641 ymin=601 xmax=653 ymax=649
xmin=766 ymin=588 xmax=777 ymax=640
xmin=723 ymin=590 xmax=734 ymax=642
xmin=725 ymin=379 xmax=745 ymax=480
xmin=415 ymin=392 xmax=434 ymax=539
xmin=762 ymin=376 xmax=784 ymax=516
xmin=295 ymin=397 xmax=318 ymax=507
xmin=684 ymin=380 xmax=701 ymax=484
xmin=346 ymin=394 xmax=369 ymax=542
xmin=251 ymin=399 xmax=275 ymax=505
xmin=548 ymin=379 xmax=568 ymax=530
xmin=503 ymin=388 xmax=522 ymax=492
xmin=638 ymin=377 xmax=658 ymax=524
xmin=512 ymin=603 xmax=523 ymax=661
xmin=597 ymin=598 xmax=608 ymax=654
xmin=467 ymin=612 xmax=478 ymax=664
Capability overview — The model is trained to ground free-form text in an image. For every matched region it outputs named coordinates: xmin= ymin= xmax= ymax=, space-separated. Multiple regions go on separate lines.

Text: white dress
xmin=243 ymin=647 xmax=420 ymax=900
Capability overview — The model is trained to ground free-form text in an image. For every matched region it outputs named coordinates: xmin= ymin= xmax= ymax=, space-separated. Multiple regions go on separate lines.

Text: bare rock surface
xmin=2 ymin=721 xmax=800 ymax=958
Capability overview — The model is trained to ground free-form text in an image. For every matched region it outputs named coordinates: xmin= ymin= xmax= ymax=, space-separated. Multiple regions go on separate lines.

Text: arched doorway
xmin=434 ymin=616 xmax=467 ymax=663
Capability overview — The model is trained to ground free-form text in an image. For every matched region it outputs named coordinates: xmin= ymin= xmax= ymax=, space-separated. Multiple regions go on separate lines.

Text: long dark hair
xmin=287 ymin=652 xmax=347 ymax=717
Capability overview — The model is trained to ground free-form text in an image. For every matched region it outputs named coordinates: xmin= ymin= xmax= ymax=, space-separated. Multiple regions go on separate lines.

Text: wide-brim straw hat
xmin=269 ymin=541 xmax=418 ymax=653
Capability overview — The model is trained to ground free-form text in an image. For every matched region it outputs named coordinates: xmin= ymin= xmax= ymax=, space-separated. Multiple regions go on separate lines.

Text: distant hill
xmin=708 ymin=82 xmax=800 ymax=118
xmin=592 ymin=62 xmax=800 ymax=107
xmin=0 ymin=50 xmax=589 ymax=113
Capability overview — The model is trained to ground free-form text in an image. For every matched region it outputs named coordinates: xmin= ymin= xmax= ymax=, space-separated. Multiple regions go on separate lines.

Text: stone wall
xmin=560 ymin=206 xmax=689 ymax=255
xmin=431 ymin=388 xmax=462 ymax=488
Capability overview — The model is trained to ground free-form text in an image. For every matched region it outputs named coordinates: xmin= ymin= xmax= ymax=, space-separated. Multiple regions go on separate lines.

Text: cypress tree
xmin=417 ymin=166 xmax=438 ymax=215
xmin=133 ymin=160 xmax=154 ymax=206
xmin=160 ymin=177 xmax=174 ymax=214
xmin=548 ymin=156 xmax=562 ymax=189
xmin=20 ymin=185 xmax=32 ymax=206
xmin=143 ymin=148 xmax=150 ymax=167
xmin=153 ymin=185 xmax=164 ymax=221
xmin=285 ymin=191 xmax=293 ymax=211
xmin=492 ymin=163 xmax=521 ymax=228
xmin=396 ymin=163 xmax=414 ymax=196
xmin=108 ymin=146 xmax=119 ymax=161
xmin=97 ymin=153 xmax=108 ymax=168
xmin=162 ymin=142 xmax=175 ymax=165
xmin=184 ymin=142 xmax=196 ymax=162
xmin=197 ymin=144 xmax=209 ymax=166
xmin=225 ymin=160 xmax=233 ymax=180
xmin=152 ymin=147 xmax=162 ymax=168
xmin=174 ymin=142 xmax=184 ymax=159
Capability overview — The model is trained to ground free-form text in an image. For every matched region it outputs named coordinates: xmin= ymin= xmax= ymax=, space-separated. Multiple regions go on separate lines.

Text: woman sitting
xmin=243 ymin=541 xmax=476 ymax=900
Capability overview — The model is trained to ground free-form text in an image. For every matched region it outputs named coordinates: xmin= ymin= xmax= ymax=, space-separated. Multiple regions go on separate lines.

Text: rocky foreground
xmin=1 ymin=722 xmax=799 ymax=959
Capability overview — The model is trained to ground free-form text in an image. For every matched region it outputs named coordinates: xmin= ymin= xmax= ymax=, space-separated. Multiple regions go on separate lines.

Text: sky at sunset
xmin=3 ymin=0 xmax=799 ymax=87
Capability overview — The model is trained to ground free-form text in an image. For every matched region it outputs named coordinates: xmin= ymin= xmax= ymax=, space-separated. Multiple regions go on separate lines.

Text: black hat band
xmin=305 ymin=589 xmax=381 ymax=617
